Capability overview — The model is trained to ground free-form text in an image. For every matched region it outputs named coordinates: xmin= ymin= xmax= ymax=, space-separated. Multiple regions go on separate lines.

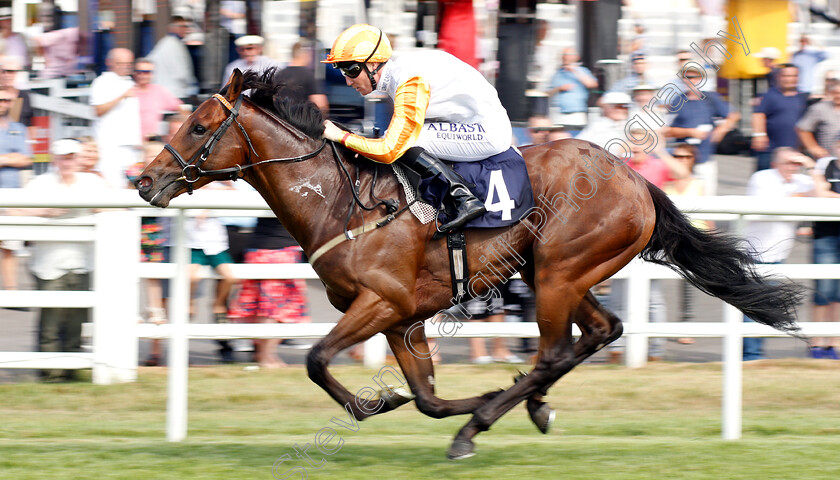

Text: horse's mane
xmin=221 ymin=68 xmax=326 ymax=139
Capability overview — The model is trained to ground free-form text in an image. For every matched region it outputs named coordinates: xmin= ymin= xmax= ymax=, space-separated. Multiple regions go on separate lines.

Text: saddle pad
xmin=392 ymin=164 xmax=438 ymax=224
xmin=424 ymin=147 xmax=536 ymax=229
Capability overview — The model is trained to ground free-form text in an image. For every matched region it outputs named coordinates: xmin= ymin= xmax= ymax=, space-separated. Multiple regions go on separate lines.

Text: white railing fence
xmin=2 ymin=190 xmax=840 ymax=442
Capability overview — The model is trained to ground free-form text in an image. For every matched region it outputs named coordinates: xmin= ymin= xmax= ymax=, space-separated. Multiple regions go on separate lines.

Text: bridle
xmin=163 ymin=93 xmax=327 ymax=193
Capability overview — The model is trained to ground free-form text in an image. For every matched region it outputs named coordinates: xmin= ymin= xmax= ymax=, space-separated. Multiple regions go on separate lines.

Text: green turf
xmin=1 ymin=361 xmax=839 ymax=479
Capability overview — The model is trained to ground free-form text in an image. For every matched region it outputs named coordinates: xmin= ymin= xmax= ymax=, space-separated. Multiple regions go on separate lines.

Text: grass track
xmin=1 ymin=360 xmax=839 ymax=479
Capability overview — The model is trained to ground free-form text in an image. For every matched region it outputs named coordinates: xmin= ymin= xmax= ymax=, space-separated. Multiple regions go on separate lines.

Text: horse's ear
xmin=226 ymin=68 xmax=244 ymax=102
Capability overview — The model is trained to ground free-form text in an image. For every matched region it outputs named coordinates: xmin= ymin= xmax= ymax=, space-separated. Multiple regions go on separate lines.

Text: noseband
xmin=164 ymin=93 xmax=326 ymax=193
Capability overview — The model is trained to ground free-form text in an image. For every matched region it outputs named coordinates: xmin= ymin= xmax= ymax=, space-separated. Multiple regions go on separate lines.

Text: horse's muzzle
xmin=136 ymin=175 xmax=153 ymax=194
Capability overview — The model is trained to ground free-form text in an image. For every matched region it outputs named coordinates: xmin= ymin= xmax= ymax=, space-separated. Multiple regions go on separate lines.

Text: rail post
xmin=92 ymin=210 xmax=141 ymax=384
xmin=363 ymin=334 xmax=387 ymax=368
xmin=167 ymin=209 xmax=191 ymax=442
xmin=625 ymin=259 xmax=651 ymax=367
xmin=722 ymin=213 xmax=746 ymax=440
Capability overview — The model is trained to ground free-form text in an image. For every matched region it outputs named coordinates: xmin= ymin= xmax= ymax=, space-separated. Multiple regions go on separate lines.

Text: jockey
xmin=321 ymin=24 xmax=514 ymax=233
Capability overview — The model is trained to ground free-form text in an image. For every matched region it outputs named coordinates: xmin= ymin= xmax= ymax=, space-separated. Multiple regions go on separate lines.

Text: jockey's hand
xmin=322 ymin=120 xmax=345 ymax=143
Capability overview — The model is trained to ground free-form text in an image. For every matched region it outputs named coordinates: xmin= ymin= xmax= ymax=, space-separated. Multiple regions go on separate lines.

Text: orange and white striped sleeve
xmin=341 ymin=76 xmax=431 ymax=164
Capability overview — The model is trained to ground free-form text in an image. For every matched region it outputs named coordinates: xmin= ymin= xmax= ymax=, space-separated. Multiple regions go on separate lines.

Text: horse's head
xmin=137 ymin=69 xmax=250 ymax=207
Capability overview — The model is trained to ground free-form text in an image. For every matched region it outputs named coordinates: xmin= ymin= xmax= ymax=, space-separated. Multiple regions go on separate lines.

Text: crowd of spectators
xmin=0 ymin=13 xmax=327 ymax=373
xmin=3 ymin=5 xmax=840 ymax=377
xmin=532 ymin=27 xmax=840 ymax=361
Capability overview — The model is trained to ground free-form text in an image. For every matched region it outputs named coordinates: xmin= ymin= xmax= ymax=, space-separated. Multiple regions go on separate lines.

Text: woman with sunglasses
xmin=132 ymin=57 xmax=189 ymax=141
xmin=321 ymin=24 xmax=515 ymax=233
xmin=663 ymin=143 xmax=711 ymax=346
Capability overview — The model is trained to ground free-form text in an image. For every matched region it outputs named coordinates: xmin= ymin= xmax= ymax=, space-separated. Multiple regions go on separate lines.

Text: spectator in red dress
xmin=606 ymin=137 xmax=689 ymax=363
xmin=228 ymin=218 xmax=310 ymax=368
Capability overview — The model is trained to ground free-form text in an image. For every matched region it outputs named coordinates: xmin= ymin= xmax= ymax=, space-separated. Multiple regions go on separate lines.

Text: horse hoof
xmin=530 ymin=403 xmax=555 ymax=434
xmin=447 ymin=439 xmax=475 ymax=460
xmin=379 ymin=385 xmax=415 ymax=409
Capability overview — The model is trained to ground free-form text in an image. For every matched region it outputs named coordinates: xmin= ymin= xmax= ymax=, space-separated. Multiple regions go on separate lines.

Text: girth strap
xmin=308 ymin=213 xmax=397 ymax=265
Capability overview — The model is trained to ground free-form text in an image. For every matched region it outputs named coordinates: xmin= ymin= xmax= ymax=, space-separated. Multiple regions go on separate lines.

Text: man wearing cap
xmin=576 ymin=91 xmax=633 ymax=149
xmin=23 ymin=139 xmax=110 ymax=381
xmin=0 ymin=8 xmax=28 ymax=67
xmin=147 ymin=16 xmax=197 ymax=100
xmin=755 ymin=46 xmax=782 ymax=94
xmin=630 ymin=83 xmax=659 ymax=118
xmin=609 ymin=52 xmax=651 ymax=95
xmin=545 ymin=48 xmax=597 ymax=130
xmin=221 ymin=35 xmax=281 ymax=87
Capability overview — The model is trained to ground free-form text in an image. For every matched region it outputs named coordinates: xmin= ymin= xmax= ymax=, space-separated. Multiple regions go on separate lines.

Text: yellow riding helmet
xmin=322 ymin=24 xmax=392 ymax=64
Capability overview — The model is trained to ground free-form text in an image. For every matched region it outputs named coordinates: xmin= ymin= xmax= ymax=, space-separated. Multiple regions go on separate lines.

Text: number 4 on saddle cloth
xmin=413 ymin=147 xmax=535 ymax=230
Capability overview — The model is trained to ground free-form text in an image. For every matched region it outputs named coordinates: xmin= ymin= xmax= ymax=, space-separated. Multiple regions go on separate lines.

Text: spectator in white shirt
xmin=89 ymin=48 xmax=142 ymax=188
xmin=742 ymin=147 xmax=814 ymax=360
xmin=23 ymin=139 xmax=111 ymax=381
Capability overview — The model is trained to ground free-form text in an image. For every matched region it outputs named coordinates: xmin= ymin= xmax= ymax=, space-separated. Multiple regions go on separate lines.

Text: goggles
xmin=336 ymin=62 xmax=364 ymax=78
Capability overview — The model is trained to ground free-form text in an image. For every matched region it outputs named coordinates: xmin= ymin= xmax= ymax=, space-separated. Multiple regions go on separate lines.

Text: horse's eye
xmin=193 ymin=125 xmax=207 ymax=135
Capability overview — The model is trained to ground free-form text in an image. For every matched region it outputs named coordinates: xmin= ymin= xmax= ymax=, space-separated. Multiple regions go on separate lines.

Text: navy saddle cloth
xmin=418 ymin=147 xmax=535 ymax=229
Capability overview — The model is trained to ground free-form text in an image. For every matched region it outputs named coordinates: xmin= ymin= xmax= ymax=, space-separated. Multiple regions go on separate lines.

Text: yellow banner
xmin=720 ymin=0 xmax=790 ymax=79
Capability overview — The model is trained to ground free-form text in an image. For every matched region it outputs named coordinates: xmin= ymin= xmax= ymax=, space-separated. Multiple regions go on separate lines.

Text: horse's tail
xmin=640 ymin=181 xmax=803 ymax=336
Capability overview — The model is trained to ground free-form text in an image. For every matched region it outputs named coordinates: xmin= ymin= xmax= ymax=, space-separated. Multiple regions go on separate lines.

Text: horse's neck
xmin=247 ymin=139 xmax=353 ymax=256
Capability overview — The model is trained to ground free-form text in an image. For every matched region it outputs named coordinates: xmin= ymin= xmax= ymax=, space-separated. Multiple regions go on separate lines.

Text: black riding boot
xmin=399 ymin=147 xmax=486 ymax=232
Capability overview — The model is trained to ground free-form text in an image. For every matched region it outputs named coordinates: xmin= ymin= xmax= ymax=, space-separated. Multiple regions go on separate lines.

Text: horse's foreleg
xmin=383 ymin=322 xmax=504 ymax=419
xmin=306 ymin=290 xmax=406 ymax=421
xmin=524 ymin=290 xmax=623 ymax=433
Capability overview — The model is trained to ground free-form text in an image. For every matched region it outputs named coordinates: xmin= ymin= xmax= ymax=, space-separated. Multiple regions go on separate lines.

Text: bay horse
xmin=136 ymin=69 xmax=801 ymax=459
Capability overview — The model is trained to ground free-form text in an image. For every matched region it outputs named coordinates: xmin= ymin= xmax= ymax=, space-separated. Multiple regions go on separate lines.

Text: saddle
xmin=394 ymin=147 xmax=535 ymax=230
xmin=392 ymin=147 xmax=535 ymax=301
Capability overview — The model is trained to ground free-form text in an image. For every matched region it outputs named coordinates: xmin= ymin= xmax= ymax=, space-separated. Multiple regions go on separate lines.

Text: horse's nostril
xmin=137 ymin=176 xmax=153 ymax=191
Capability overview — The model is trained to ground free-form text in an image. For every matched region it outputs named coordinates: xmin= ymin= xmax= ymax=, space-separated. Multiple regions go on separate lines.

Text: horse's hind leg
xmin=524 ymin=290 xmax=623 ymax=433
xmin=447 ymin=283 xmax=582 ymax=459
xmin=383 ymin=322 xmax=504 ymax=419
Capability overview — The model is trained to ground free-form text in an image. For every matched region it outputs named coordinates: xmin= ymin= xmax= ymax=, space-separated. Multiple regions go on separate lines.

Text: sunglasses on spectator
xmin=0 ymin=98 xmax=13 ymax=103
xmin=335 ymin=62 xmax=364 ymax=78
xmin=134 ymin=70 xmax=153 ymax=74
xmin=2 ymin=69 xmax=20 ymax=73
xmin=673 ymin=154 xmax=695 ymax=158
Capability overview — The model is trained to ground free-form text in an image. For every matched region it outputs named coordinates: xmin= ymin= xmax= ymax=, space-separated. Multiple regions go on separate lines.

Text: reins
xmin=164 ymin=94 xmax=328 ymax=192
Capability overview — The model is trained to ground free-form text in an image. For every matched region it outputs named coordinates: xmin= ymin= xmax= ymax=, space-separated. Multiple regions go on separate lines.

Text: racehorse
xmin=136 ymin=69 xmax=802 ymax=459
